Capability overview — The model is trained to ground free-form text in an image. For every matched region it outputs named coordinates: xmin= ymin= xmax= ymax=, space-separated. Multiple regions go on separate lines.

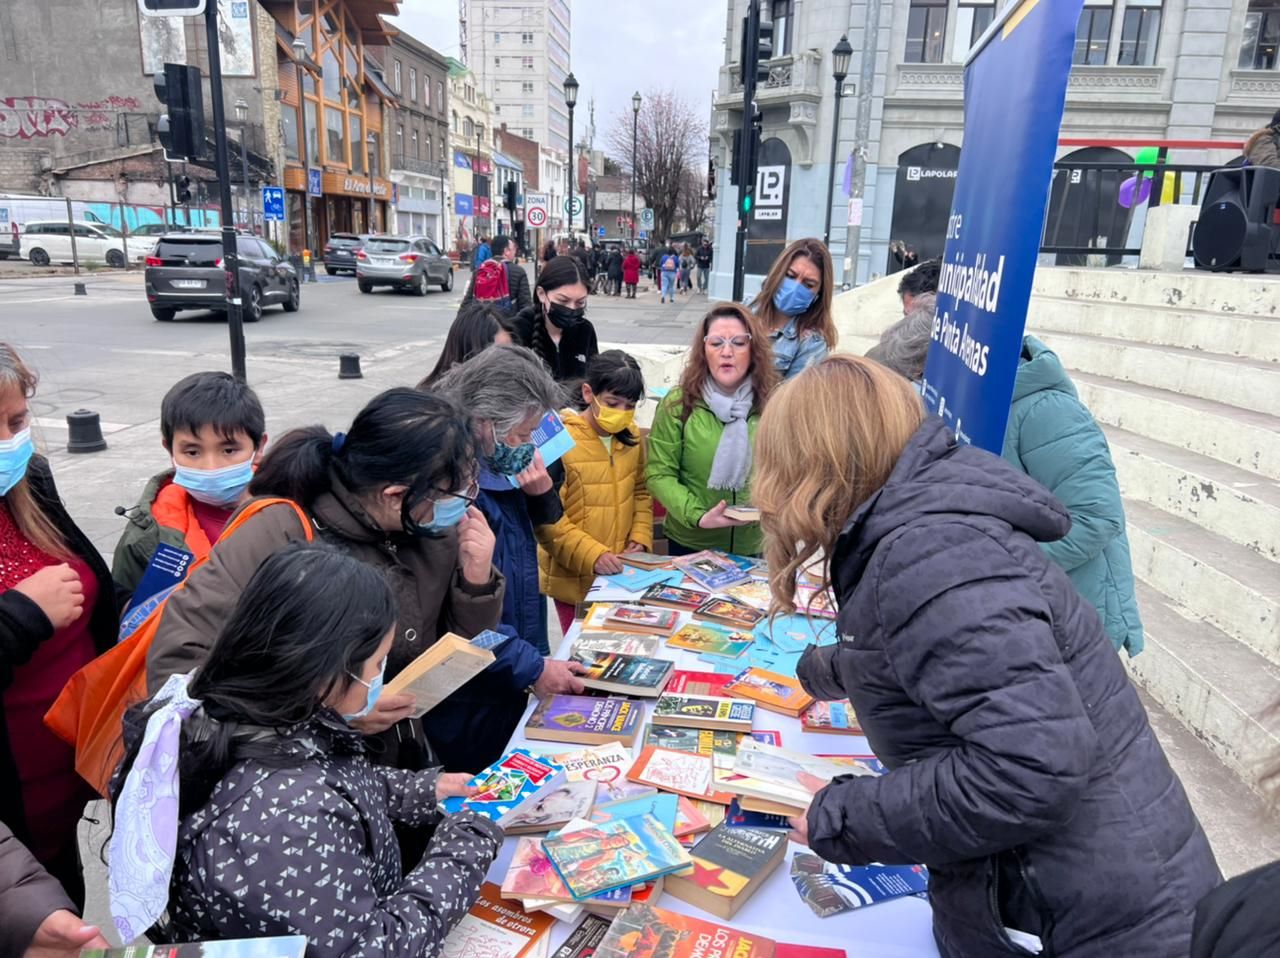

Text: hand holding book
xmin=784 ymin=772 xmax=828 ymax=847
xmin=534 ymin=657 xmax=589 ymax=697
xmin=698 ymin=499 xmax=748 ymax=529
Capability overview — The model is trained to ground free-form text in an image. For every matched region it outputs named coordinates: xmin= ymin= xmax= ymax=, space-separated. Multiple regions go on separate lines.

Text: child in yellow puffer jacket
xmin=536 ymin=350 xmax=653 ymax=636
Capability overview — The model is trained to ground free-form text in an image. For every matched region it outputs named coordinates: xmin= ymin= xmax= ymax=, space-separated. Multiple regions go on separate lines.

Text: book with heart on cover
xmin=380 ymin=632 xmax=495 ymax=718
xmin=540 ymin=813 xmax=691 ymax=900
xmin=554 ymin=741 xmax=655 ymax=803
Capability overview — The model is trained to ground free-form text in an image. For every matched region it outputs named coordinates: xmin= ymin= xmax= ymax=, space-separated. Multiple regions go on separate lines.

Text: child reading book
xmin=537 ymin=351 xmax=653 ymax=634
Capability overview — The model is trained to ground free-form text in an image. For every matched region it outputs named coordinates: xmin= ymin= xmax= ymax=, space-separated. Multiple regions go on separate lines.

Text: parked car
xmin=0 ymin=211 xmax=18 ymax=260
xmin=144 ymin=232 xmax=300 ymax=322
xmin=322 ymin=232 xmax=369 ymax=275
xmin=356 ymin=234 xmax=453 ymax=295
xmin=19 ymin=220 xmax=149 ymax=267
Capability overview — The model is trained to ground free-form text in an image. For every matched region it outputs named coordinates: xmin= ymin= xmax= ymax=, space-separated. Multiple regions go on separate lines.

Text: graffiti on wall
xmin=0 ymin=95 xmax=143 ymax=139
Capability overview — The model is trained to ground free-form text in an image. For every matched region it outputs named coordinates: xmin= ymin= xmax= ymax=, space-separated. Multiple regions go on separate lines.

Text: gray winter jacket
xmin=799 ymin=416 xmax=1219 ymax=958
xmin=163 ymin=714 xmax=502 ymax=956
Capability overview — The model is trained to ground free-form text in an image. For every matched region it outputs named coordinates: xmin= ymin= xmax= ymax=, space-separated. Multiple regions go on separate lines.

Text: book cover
xmin=500 ymin=779 xmax=597 ymax=834
xmin=440 ymin=882 xmax=555 ymax=958
xmin=722 ymin=505 xmax=761 ymax=522
xmin=591 ymin=791 xmax=679 ymax=833
xmin=626 ymin=746 xmax=717 ymax=801
xmin=725 ymin=798 xmax=791 ymax=830
xmin=800 ymin=700 xmax=863 ymax=736
xmin=673 ymin=551 xmax=752 ymax=592
xmin=751 ymin=729 xmax=783 ymax=747
xmin=591 ymin=902 xmax=776 ymax=958
xmin=601 ymin=604 xmax=681 ymax=635
xmin=502 ymin=829 xmax=632 ymax=906
xmin=665 ymin=821 xmax=788 ymax=918
xmin=795 ymin=584 xmax=838 ymax=620
xmin=790 ymin=854 xmax=929 ymax=918
xmin=641 ymin=583 xmax=713 ymax=611
xmin=651 ymin=694 xmax=755 ymax=732
xmin=572 ymin=632 xmax=665 ymax=657
xmin=666 ymin=669 xmax=734 ymax=698
xmin=442 ymin=748 xmax=564 ymax=820
xmin=123 ymin=542 xmax=194 ymax=616
xmin=642 ymin=727 xmax=744 ymax=793
xmin=693 ymin=597 xmax=766 ymax=630
xmin=618 ymin=551 xmax=673 ymax=570
xmin=551 ymin=914 xmax=614 ymax=958
xmin=675 ymin=795 xmax=712 ymax=836
xmin=84 ymin=940 xmax=307 ymax=958
xmin=382 ymin=632 xmax=496 ymax=718
xmin=726 ymin=740 xmax=853 ymax=810
xmin=507 ymin=410 xmax=575 ymax=488
xmin=541 ymin=813 xmax=691 ymax=900
xmin=525 ymin=694 xmax=642 ymax=746
xmin=571 ymin=650 xmax=674 ymax=696
xmin=471 ymin=628 xmax=513 ymax=651
xmin=722 ymin=667 xmax=814 ymax=716
xmin=556 ymin=742 xmax=655 ymax=802
xmin=722 ymin=579 xmax=772 ymax=611
xmin=774 ymin=947 xmax=847 ymax=958
xmin=666 ymin=623 xmax=754 ymax=659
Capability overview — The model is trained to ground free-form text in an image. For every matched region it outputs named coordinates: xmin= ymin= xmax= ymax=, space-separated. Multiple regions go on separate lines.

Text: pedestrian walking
xmin=754 ymin=354 xmax=1219 ymax=958
xmin=679 ymin=244 xmax=695 ymax=294
xmin=462 ymin=235 xmax=532 ymax=316
xmin=659 ymin=246 xmax=679 ymax=304
xmin=472 ymin=236 xmax=492 ymax=270
xmin=606 ymin=246 xmax=624 ymax=296
xmin=622 ymin=247 xmax=642 ymax=299
xmin=695 ymin=239 xmax=713 ymax=293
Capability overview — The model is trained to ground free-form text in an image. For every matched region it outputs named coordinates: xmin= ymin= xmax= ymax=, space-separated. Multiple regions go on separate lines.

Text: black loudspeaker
xmin=1192 ymin=166 xmax=1280 ymax=272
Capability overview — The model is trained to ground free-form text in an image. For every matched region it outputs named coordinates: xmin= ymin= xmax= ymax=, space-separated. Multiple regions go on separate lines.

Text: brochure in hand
xmin=540 ymin=813 xmax=691 ymax=900
xmin=790 ymin=854 xmax=929 ymax=918
xmin=507 ymin=410 xmax=575 ymax=487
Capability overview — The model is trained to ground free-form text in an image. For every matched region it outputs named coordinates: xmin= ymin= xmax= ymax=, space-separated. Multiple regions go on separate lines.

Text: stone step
xmin=1033 ymin=294 xmax=1280 ymax=362
xmin=1036 ymin=330 xmax=1280 ymax=418
xmin=1127 ymin=581 xmax=1280 ymax=781
xmin=1034 ymin=265 xmax=1280 ymax=317
xmin=1073 ymin=371 xmax=1280 ymax=483
xmin=1126 ymin=498 xmax=1280 ymax=663
xmin=1106 ymin=424 xmax=1280 ymax=563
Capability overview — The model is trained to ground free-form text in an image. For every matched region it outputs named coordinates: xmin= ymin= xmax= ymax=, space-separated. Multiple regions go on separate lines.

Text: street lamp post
xmin=291 ymin=36 xmax=312 ymax=259
xmin=234 ymin=97 xmax=251 ymax=232
xmin=564 ymin=72 xmax=578 ymax=240
xmin=631 ymin=91 xmax=640 ymax=243
xmin=366 ymin=132 xmax=376 ymax=232
xmin=823 ymin=35 xmax=853 ymax=248
xmin=476 ymin=124 xmax=487 ymax=237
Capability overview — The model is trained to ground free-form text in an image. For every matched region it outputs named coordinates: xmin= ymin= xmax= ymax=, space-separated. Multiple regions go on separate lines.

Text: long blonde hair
xmin=755 ymin=355 xmax=924 ymax=612
xmin=0 ymin=343 xmax=72 ymax=561
xmin=750 ymin=238 xmax=838 ymax=348
xmin=675 ymin=302 xmax=779 ymax=424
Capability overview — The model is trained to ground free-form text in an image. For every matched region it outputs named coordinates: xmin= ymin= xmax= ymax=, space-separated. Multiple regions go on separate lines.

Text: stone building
xmin=447 ymin=56 xmax=494 ymax=254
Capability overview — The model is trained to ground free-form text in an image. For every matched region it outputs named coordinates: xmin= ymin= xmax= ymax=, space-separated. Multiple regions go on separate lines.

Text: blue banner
xmin=454 ymin=150 xmax=473 ymax=170
xmin=455 ymin=193 xmax=474 ymax=216
xmin=920 ymin=0 xmax=1082 ymax=453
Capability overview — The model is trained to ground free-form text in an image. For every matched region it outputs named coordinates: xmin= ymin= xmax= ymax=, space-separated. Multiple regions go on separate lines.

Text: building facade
xmin=709 ymin=0 xmax=1280 ymax=298
xmin=464 ymin=0 xmax=571 ymax=154
xmin=492 ymin=150 xmax=525 ymax=238
xmin=447 ymin=57 xmax=495 ymax=254
xmin=373 ymin=32 xmax=451 ymax=244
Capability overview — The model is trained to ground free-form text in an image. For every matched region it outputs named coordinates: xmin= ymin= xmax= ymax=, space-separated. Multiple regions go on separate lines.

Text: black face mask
xmin=546 ymin=301 xmax=586 ymax=330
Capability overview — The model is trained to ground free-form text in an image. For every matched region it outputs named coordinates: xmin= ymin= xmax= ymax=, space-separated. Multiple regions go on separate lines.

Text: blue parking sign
xmin=307 ymin=168 xmax=322 ymax=197
xmin=262 ymin=187 xmax=285 ymax=222
xmin=596 ymin=226 xmax=605 ymax=238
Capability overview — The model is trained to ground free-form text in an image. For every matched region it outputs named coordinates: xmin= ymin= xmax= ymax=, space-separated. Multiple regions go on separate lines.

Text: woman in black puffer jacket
xmin=754 ymin=356 xmax=1220 ymax=958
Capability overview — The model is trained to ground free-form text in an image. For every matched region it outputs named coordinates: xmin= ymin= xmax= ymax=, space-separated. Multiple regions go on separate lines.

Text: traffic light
xmin=708 ymin=159 xmax=716 ymax=200
xmin=176 ymin=175 xmax=192 ymax=204
xmin=154 ymin=62 xmax=206 ymax=160
xmin=504 ymin=180 xmax=518 ymax=212
xmin=756 ymin=19 xmax=774 ymax=84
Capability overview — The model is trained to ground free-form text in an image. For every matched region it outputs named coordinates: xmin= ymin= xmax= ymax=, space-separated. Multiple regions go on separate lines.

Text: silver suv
xmin=356 ymin=234 xmax=453 ymax=296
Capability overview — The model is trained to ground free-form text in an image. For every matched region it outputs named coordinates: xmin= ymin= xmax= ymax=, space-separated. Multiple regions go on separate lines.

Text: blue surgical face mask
xmin=343 ymin=659 xmax=386 ymax=721
xmin=407 ymin=493 xmax=470 ymax=537
xmin=0 ymin=427 xmax=34 ymax=498
xmin=172 ymin=454 xmax=255 ymax=508
xmin=774 ymin=276 xmax=817 ymax=317
xmin=485 ymin=437 xmax=536 ymax=476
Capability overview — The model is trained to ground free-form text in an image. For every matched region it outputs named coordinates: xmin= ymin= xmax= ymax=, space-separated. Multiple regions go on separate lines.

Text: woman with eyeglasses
xmin=646 ymin=303 xmax=779 ymax=556
xmin=146 ymin=388 xmax=549 ymax=776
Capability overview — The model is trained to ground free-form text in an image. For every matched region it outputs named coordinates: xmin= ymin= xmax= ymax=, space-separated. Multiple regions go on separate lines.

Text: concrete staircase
xmin=833 ymin=266 xmax=1280 ymax=788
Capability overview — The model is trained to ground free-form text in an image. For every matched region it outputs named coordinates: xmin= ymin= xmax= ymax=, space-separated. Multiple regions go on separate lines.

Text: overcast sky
xmin=388 ymin=1 xmax=725 ymax=156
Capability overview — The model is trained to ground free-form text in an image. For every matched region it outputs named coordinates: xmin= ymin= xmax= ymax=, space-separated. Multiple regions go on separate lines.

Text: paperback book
xmin=441 ymin=748 xmax=564 ymax=822
xmin=381 ymin=632 xmax=495 ymax=718
xmin=601 ymin=604 xmax=681 ymax=636
xmin=551 ymin=914 xmax=613 ymax=958
xmin=800 ymin=700 xmax=862 ymax=736
xmin=693 ymin=597 xmax=766 ymax=630
xmin=570 ymin=650 xmax=675 ymax=697
xmin=666 ymin=669 xmax=734 ymax=697
xmin=790 ymin=854 xmax=929 ymax=918
xmin=666 ymin=623 xmax=754 ymax=658
xmin=617 ymin=551 xmax=673 ymax=570
xmin=502 ymin=833 xmax=632 ymax=908
xmin=591 ymin=902 xmax=776 ymax=958
xmin=725 ymin=798 xmax=791 ymax=830
xmin=665 ymin=821 xmax=789 ymax=919
xmin=640 ymin=583 xmax=713 ymax=611
xmin=500 ymin=779 xmax=597 ymax=835
xmin=541 ymin=813 xmax=691 ymax=899
xmin=651 ymin=694 xmax=756 ymax=733
xmin=604 ymin=566 xmax=683 ymax=593
xmin=440 ymin=882 xmax=555 ymax=958
xmin=524 ymin=694 xmax=643 ymax=747
xmin=722 ymin=667 xmax=814 ymax=717
xmin=556 ymin=741 xmax=656 ymax=802
xmin=795 ymin=584 xmax=837 ymax=620
xmin=572 ymin=631 xmax=665 ymax=658
xmin=626 ymin=745 xmax=716 ymax=801
xmin=590 ymin=791 xmax=679 ymax=833
xmin=722 ymin=579 xmax=772 ymax=611
xmin=725 ymin=740 xmax=854 ymax=812
xmin=722 ymin=505 xmax=761 ymax=523
xmin=673 ymin=551 xmax=752 ymax=591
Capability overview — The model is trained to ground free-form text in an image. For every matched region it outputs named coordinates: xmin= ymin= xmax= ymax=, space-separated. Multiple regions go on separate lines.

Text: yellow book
xmin=382 ymin=632 xmax=495 ymax=718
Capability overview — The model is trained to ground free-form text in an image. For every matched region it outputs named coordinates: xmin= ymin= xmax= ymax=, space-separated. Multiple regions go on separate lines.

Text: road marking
xmin=35 ymin=416 xmax=132 ymax=433
xmin=0 ymin=296 xmax=78 ymax=305
xmin=108 ymin=347 xmax=191 ymax=357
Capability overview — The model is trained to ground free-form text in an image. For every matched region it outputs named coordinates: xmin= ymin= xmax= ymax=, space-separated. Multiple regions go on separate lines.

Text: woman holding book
xmin=537 ymin=350 xmax=653 ymax=635
xmin=647 ymin=303 xmax=778 ymax=557
xmin=754 ymin=356 xmax=1219 ymax=958
xmin=112 ymin=545 xmax=500 ymax=952
xmin=749 ymin=238 xmax=838 ymax=380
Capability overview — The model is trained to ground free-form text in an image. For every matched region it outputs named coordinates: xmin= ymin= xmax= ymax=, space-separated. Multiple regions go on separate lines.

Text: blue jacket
xmin=473 ymin=242 xmax=492 ymax=269
xmin=804 ymin=417 xmax=1217 ymax=958
xmin=1001 ymin=336 xmax=1144 ymax=656
xmin=769 ymin=317 xmax=830 ymax=380
xmin=476 ymin=464 xmax=564 ymax=657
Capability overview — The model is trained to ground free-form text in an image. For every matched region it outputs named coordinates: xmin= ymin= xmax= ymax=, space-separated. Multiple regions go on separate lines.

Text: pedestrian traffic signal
xmin=153 ymin=62 xmax=206 ymax=160
xmin=708 ymin=159 xmax=716 ymax=200
xmin=176 ymin=175 xmax=192 ymax=204
xmin=504 ymin=180 xmax=518 ymax=212
xmin=741 ymin=192 xmax=753 ymax=214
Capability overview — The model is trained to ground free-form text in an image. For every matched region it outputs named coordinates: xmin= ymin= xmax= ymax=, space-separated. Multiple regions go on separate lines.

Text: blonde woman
xmin=749 ymin=237 xmax=838 ymax=379
xmin=753 ymin=355 xmax=1218 ymax=958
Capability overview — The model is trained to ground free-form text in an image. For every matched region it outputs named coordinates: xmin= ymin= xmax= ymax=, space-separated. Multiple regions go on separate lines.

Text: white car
xmin=19 ymin=220 xmax=151 ymax=268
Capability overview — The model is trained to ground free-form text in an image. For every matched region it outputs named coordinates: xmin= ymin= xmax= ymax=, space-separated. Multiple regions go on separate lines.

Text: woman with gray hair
xmin=865 ymin=293 xmax=936 ymax=382
xmin=431 ymin=346 xmax=586 ymax=690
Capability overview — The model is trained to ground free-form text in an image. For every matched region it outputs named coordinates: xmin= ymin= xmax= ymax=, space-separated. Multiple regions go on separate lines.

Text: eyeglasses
xmin=704 ymin=335 xmax=752 ymax=350
xmin=431 ymin=478 xmax=480 ymax=506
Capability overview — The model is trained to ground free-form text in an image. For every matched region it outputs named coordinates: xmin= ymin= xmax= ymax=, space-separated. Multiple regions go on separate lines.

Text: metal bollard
xmin=73 ymin=282 xmax=87 ymax=296
xmin=66 ymin=409 xmax=107 ymax=453
xmin=338 ymin=353 xmax=363 ymax=379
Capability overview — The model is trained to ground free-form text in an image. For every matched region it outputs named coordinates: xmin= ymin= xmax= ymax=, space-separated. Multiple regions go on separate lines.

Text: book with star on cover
xmin=664 ymin=820 xmax=788 ymax=919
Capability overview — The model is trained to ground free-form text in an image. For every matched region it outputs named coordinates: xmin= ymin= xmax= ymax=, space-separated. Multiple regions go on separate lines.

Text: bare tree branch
xmin=677 ymin=168 xmax=708 ymax=234
xmin=607 ymin=89 xmax=706 ymax=242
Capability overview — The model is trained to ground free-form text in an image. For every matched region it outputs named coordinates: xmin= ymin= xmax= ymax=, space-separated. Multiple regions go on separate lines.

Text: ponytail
xmin=248 ymin=425 xmax=334 ymax=506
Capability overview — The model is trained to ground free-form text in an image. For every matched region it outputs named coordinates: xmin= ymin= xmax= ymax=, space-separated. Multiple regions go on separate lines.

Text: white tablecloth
xmin=481 ymin=597 xmax=942 ymax=957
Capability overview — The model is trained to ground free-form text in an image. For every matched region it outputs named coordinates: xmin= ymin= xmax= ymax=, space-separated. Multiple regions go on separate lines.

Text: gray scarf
xmin=701 ymin=379 xmax=754 ymax=491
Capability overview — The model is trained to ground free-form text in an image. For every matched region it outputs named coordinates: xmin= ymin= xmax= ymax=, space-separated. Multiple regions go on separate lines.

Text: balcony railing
xmin=391 ymin=154 xmax=448 ymax=178
xmin=722 ymin=51 xmax=824 ymax=104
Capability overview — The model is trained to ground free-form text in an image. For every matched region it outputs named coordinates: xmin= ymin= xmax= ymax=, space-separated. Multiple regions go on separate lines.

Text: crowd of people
xmin=0 ymin=234 xmax=1274 ymax=958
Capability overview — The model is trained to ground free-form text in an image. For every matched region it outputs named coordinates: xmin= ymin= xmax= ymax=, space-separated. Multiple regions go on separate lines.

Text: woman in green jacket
xmin=646 ymin=303 xmax=779 ymax=556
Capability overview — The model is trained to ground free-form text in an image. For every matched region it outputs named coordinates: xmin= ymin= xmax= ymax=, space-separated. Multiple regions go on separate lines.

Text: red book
xmin=667 ymin=669 xmax=734 ymax=698
xmin=775 ymin=947 xmax=846 ymax=958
